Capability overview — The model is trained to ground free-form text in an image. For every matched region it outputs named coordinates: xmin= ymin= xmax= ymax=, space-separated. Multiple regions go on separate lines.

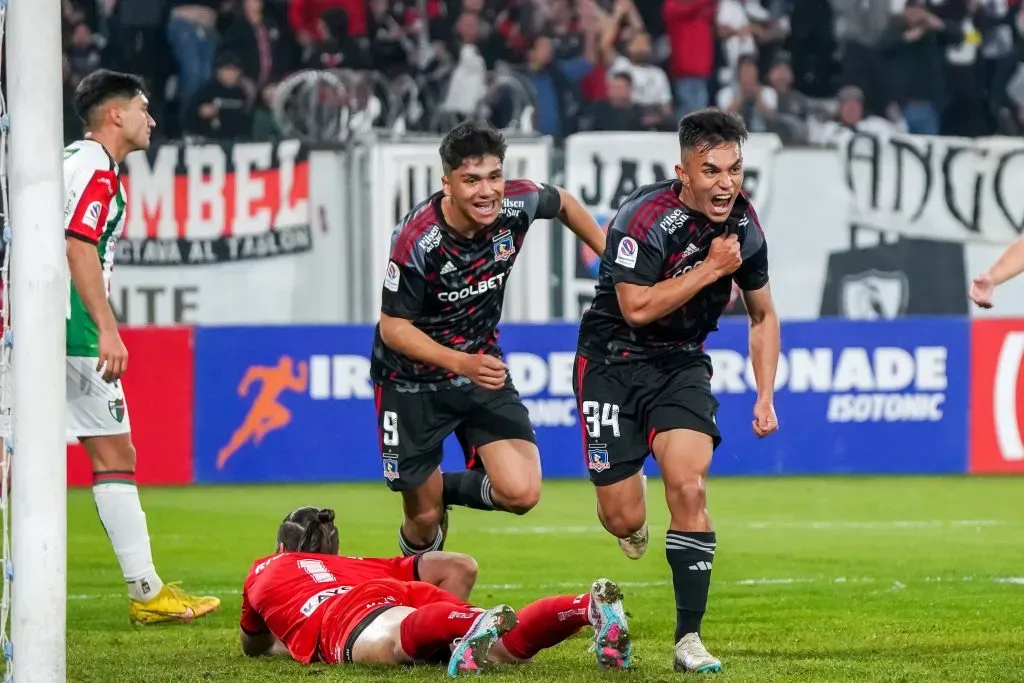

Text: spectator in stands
xmin=167 ymin=0 xmax=221 ymax=125
xmin=289 ymin=0 xmax=367 ymax=49
xmin=764 ymin=52 xmax=812 ymax=143
xmin=67 ymin=22 xmax=104 ymax=87
xmin=716 ymin=54 xmax=778 ymax=133
xmin=523 ymin=33 xmax=596 ymax=139
xmin=716 ymin=0 xmax=759 ymax=85
xmin=582 ymin=71 xmax=646 ymax=131
xmin=218 ymin=0 xmax=296 ymax=94
xmin=832 ymin=0 xmax=892 ymax=116
xmin=114 ymin=0 xmax=172 ymax=137
xmin=439 ymin=11 xmax=489 ymax=117
xmin=609 ymin=32 xmax=675 ymax=130
xmin=935 ymin=0 xmax=988 ymax=136
xmin=808 ymin=84 xmax=908 ymax=144
xmin=367 ymin=0 xmax=416 ymax=75
xmin=662 ymin=0 xmax=717 ymax=117
xmin=879 ymin=0 xmax=958 ymax=135
xmin=305 ymin=7 xmax=374 ymax=69
xmin=185 ymin=51 xmax=253 ymax=139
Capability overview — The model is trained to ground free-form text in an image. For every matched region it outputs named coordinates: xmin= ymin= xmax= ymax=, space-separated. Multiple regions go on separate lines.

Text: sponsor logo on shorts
xmin=587 ymin=443 xmax=610 ymax=472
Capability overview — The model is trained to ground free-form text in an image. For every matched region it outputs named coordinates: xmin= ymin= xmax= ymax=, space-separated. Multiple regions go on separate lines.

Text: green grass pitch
xmin=67 ymin=476 xmax=1024 ymax=682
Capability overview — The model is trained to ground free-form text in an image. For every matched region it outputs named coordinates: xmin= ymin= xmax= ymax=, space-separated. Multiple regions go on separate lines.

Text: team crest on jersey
xmin=587 ymin=444 xmax=610 ymax=472
xmin=492 ymin=229 xmax=515 ymax=262
xmin=108 ymin=398 xmax=125 ymax=423
xmin=383 ymin=456 xmax=400 ymax=481
xmin=384 ymin=261 xmax=401 ymax=292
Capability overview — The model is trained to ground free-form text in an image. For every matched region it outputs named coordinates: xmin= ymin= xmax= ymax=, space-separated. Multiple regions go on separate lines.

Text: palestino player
xmin=370 ymin=122 xmax=606 ymax=556
xmin=62 ymin=70 xmax=217 ymax=622
xmin=239 ymin=506 xmax=632 ymax=676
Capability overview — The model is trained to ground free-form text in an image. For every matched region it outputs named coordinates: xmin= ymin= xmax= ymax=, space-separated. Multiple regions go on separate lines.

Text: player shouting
xmin=572 ymin=109 xmax=781 ymax=673
xmin=238 ymin=506 xmax=632 ymax=676
xmin=369 ymin=122 xmax=605 ymax=557
xmin=61 ymin=71 xmax=218 ymax=622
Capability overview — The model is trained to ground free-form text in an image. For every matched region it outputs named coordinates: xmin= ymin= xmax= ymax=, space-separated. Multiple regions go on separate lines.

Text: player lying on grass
xmin=239 ymin=506 xmax=632 ymax=676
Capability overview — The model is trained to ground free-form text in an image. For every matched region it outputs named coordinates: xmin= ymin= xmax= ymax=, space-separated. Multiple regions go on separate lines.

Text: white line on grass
xmin=65 ymin=576 xmax=1024 ymax=601
xmin=480 ymin=520 xmax=1013 ymax=535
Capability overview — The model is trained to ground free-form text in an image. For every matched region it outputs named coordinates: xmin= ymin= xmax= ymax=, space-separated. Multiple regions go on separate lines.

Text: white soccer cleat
xmin=617 ymin=474 xmax=649 ymax=559
xmin=673 ymin=632 xmax=722 ymax=673
xmin=617 ymin=523 xmax=649 ymax=559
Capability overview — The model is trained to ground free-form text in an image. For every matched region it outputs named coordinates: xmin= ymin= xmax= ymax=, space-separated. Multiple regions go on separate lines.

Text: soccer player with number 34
xmin=573 ymin=109 xmax=782 ymax=673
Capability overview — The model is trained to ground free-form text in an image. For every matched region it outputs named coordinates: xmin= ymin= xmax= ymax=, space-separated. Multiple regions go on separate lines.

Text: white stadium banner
xmin=111 ymin=131 xmax=1024 ymax=327
xmin=113 ymin=140 xmax=350 ymax=325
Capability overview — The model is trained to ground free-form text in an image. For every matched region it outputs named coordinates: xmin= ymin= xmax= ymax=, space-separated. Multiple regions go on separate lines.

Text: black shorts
xmin=572 ymin=353 xmax=721 ymax=487
xmin=372 ymin=380 xmax=536 ymax=491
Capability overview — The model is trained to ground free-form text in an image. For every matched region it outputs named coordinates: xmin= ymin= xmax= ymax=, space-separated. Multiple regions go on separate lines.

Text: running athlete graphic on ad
xmin=238 ymin=507 xmax=632 ymax=677
xmin=369 ymin=123 xmax=606 ymax=557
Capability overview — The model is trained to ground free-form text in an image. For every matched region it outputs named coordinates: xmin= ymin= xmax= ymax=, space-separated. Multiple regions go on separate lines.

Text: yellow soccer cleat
xmin=129 ymin=582 xmax=220 ymax=625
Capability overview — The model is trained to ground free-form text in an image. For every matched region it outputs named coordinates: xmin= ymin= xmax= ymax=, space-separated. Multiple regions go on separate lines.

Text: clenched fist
xmin=704 ymin=234 xmax=742 ymax=277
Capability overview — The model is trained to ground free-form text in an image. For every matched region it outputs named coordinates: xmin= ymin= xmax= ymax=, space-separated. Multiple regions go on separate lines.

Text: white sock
xmin=93 ymin=477 xmax=164 ymax=602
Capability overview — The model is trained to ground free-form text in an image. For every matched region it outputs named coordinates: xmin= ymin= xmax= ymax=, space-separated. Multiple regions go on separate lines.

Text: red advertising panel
xmin=970 ymin=319 xmax=1024 ymax=474
xmin=68 ymin=327 xmax=194 ymax=486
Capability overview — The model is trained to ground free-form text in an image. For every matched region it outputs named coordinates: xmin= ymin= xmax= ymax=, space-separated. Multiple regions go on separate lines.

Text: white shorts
xmin=0 ymin=356 xmax=131 ymax=440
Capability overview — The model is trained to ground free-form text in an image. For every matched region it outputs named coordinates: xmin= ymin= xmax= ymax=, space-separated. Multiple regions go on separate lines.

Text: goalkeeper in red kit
xmin=238 ymin=507 xmax=632 ymax=676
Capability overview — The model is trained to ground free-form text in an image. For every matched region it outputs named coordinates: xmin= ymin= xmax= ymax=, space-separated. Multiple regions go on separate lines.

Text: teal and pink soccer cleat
xmin=588 ymin=578 xmax=632 ymax=669
xmin=447 ymin=604 xmax=518 ymax=677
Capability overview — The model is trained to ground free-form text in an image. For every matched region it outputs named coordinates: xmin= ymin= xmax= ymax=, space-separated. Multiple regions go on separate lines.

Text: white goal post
xmin=4 ymin=0 xmax=69 ymax=681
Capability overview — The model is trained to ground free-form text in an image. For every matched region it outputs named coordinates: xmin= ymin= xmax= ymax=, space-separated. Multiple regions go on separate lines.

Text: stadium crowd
xmin=59 ymin=0 xmax=1024 ymax=145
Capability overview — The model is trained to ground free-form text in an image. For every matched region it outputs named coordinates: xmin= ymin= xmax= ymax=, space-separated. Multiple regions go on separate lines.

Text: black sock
xmin=666 ymin=530 xmax=716 ymax=641
xmin=441 ymin=471 xmax=505 ymax=511
xmin=398 ymin=523 xmax=444 ymax=557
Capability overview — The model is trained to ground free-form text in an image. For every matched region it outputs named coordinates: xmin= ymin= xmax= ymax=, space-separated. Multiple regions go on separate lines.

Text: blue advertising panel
xmin=194 ymin=318 xmax=969 ymax=484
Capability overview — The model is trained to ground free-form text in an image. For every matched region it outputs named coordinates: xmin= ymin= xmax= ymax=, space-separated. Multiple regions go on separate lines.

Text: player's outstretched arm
xmin=554 ymin=187 xmax=606 ymax=256
xmin=415 ymin=551 xmax=479 ymax=601
xmin=970 ymin=235 xmax=1024 ymax=308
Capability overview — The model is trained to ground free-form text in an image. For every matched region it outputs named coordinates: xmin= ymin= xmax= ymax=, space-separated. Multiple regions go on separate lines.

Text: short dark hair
xmin=439 ymin=122 xmax=508 ymax=174
xmin=72 ymin=69 xmax=148 ymax=124
xmin=277 ymin=506 xmax=340 ymax=555
xmin=677 ymin=108 xmax=749 ymax=156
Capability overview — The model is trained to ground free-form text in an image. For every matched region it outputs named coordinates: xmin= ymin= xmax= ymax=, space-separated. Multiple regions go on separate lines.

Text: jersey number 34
xmin=582 ymin=401 xmax=620 ymax=439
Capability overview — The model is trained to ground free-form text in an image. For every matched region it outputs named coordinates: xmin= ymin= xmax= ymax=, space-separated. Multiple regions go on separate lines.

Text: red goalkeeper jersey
xmin=240 ymin=551 xmax=419 ymax=663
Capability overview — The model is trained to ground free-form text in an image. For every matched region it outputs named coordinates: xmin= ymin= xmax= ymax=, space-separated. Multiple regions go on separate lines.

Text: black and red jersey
xmin=370 ymin=179 xmax=562 ymax=390
xmin=577 ymin=179 xmax=769 ymax=363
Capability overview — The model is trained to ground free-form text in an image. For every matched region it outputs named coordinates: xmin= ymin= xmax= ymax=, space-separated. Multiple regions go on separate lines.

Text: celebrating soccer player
xmin=369 ymin=122 xmax=605 ymax=557
xmin=60 ymin=70 xmax=218 ymax=622
xmin=572 ymin=109 xmax=781 ymax=673
xmin=238 ymin=506 xmax=632 ymax=676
